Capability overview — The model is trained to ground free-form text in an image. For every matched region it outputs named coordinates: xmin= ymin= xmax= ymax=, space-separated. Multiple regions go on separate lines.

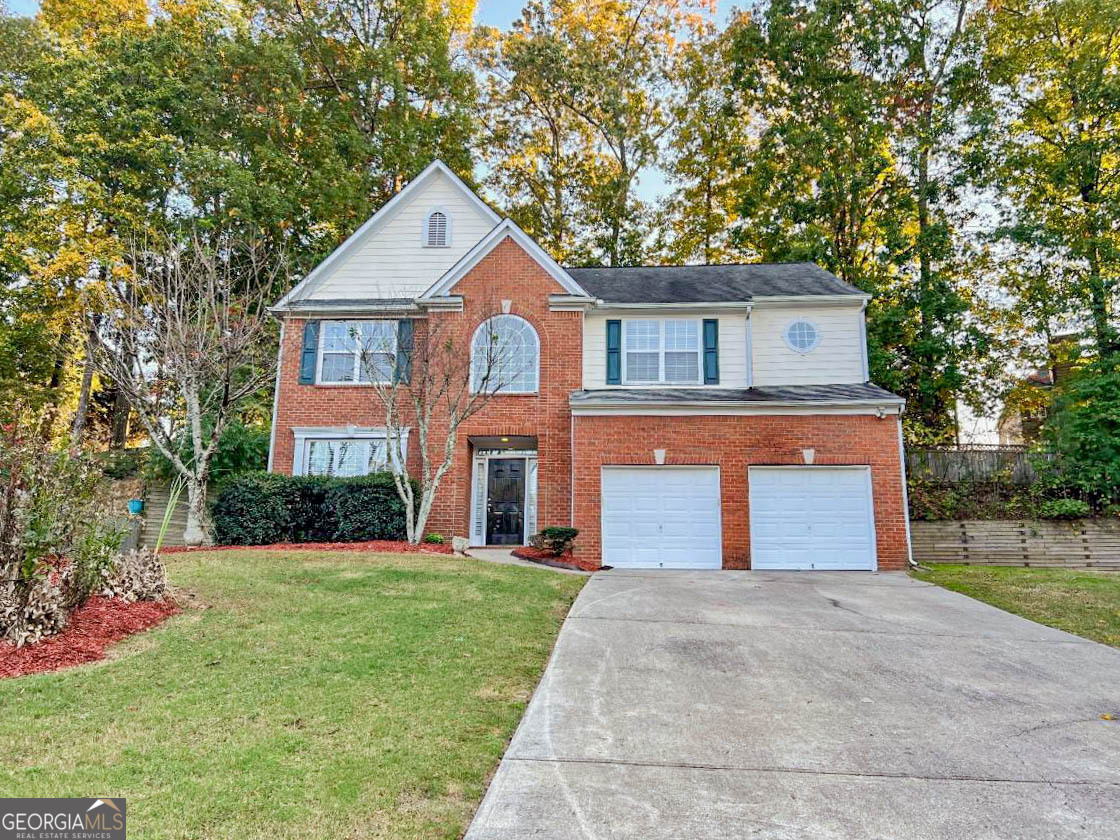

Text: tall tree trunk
xmin=70 ymin=316 xmax=100 ymax=443
xmin=183 ymin=477 xmax=210 ymax=546
xmin=109 ymin=388 xmax=131 ymax=448
xmin=1086 ymin=244 xmax=1116 ymax=356
xmin=38 ymin=324 xmax=72 ymax=441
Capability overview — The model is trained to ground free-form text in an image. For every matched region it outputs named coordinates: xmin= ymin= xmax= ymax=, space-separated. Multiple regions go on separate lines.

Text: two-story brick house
xmin=269 ymin=161 xmax=912 ymax=571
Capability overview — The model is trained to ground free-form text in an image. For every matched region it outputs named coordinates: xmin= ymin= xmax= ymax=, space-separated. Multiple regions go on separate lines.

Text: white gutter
xmin=897 ymin=415 xmax=916 ymax=568
xmin=266 ymin=319 xmax=285 ymax=473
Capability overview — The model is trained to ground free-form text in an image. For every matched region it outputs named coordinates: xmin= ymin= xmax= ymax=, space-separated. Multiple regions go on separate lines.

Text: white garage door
xmin=749 ymin=467 xmax=876 ymax=571
xmin=601 ymin=467 xmax=722 ymax=569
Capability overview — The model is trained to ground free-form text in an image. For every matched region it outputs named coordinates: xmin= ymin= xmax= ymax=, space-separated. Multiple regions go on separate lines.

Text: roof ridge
xmin=563 ymin=261 xmax=818 ymax=270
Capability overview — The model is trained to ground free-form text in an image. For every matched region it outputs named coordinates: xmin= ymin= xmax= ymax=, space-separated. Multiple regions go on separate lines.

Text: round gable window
xmin=785 ymin=319 xmax=821 ymax=353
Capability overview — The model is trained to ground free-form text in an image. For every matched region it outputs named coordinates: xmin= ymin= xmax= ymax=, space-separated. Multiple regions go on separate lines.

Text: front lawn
xmin=912 ymin=564 xmax=1120 ymax=648
xmin=0 ymin=550 xmax=585 ymax=839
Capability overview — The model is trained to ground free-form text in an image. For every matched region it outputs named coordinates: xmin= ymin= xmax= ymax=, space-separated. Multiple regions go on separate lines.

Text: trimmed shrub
xmin=530 ymin=526 xmax=579 ymax=555
xmin=327 ymin=474 xmax=410 ymax=542
xmin=286 ymin=475 xmax=337 ymax=543
xmin=211 ymin=472 xmax=292 ymax=545
xmin=211 ymin=471 xmax=419 ymax=545
xmin=423 ymin=533 xmax=445 ymax=544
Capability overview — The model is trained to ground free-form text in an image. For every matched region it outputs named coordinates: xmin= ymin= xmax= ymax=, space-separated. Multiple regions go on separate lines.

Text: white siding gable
xmin=751 ymin=303 xmax=866 ymax=386
xmin=583 ymin=310 xmax=750 ymax=389
xmin=297 ymin=170 xmax=497 ymax=302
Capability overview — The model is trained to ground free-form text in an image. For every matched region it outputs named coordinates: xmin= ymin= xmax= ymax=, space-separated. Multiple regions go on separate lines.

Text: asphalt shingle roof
xmin=564 ymin=263 xmax=863 ymax=303
xmin=569 ymin=383 xmax=903 ymax=405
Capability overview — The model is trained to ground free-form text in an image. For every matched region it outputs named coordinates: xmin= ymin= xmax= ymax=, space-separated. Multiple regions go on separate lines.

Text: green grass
xmin=0 ymin=550 xmax=585 ymax=839
xmin=912 ymin=564 xmax=1120 ymax=648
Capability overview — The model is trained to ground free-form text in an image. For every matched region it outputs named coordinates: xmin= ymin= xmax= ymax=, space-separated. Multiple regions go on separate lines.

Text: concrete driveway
xmin=466 ymin=570 xmax=1120 ymax=839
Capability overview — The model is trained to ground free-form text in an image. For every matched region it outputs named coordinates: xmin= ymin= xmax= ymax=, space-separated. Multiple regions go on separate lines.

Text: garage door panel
xmin=749 ymin=467 xmax=876 ymax=571
xmin=601 ymin=467 xmax=722 ymax=570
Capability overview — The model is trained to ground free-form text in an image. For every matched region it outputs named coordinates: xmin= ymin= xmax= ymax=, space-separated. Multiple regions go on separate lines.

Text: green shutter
xmin=703 ymin=319 xmax=719 ymax=384
xmin=606 ymin=320 xmax=622 ymax=385
xmin=395 ymin=319 xmax=413 ymax=384
xmin=298 ymin=320 xmax=320 ymax=384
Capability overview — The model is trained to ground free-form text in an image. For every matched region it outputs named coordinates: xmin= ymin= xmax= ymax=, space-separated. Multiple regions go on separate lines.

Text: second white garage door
xmin=601 ymin=467 xmax=722 ymax=569
xmin=749 ymin=466 xmax=877 ymax=570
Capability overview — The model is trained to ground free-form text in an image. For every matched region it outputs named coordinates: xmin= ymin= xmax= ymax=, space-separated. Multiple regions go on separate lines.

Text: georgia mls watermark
xmin=1 ymin=799 xmax=125 ymax=840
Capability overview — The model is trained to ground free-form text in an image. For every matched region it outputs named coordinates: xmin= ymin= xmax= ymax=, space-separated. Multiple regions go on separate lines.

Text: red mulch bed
xmin=161 ymin=540 xmax=454 ymax=555
xmin=0 ymin=596 xmax=179 ymax=680
xmin=512 ymin=546 xmax=599 ymax=572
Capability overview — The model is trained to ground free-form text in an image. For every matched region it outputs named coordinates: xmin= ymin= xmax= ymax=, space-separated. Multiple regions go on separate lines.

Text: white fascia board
xmin=549 ymin=294 xmax=598 ymax=312
xmin=273 ymin=160 xmax=500 ymax=308
xmin=750 ymin=294 xmax=870 ymax=307
xmin=416 ymin=295 xmax=464 ymax=311
xmin=269 ymin=302 xmax=422 ymax=317
xmin=570 ymin=400 xmax=905 ymax=417
xmin=420 ymin=218 xmax=592 ymax=300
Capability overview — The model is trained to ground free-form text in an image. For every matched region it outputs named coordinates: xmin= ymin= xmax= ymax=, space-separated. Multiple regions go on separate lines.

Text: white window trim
xmin=422 ymin=207 xmax=453 ymax=248
xmin=316 ymin=320 xmax=397 ymax=386
xmin=469 ymin=315 xmax=541 ymax=394
xmin=783 ymin=318 xmax=822 ymax=354
xmin=291 ymin=426 xmax=409 ymax=476
xmin=621 ymin=318 xmax=704 ymax=386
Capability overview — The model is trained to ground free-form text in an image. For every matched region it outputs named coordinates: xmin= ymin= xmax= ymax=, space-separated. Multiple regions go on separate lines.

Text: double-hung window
xmin=318 ymin=320 xmax=396 ymax=384
xmin=623 ymin=319 xmax=701 ymax=384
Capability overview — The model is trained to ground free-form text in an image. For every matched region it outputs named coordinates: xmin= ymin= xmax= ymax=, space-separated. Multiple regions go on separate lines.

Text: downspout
xmin=896 ymin=414 xmax=915 ymax=569
xmin=266 ymin=318 xmax=286 ymax=473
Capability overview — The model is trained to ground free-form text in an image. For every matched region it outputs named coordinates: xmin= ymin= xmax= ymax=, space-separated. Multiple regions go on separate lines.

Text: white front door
xmin=601 ymin=467 xmax=722 ymax=569
xmin=748 ymin=467 xmax=876 ymax=570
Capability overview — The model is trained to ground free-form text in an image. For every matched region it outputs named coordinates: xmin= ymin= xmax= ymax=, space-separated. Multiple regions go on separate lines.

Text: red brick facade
xmin=271 ymin=237 xmax=582 ymax=540
xmin=271 ymin=236 xmax=910 ymax=570
xmin=570 ymin=413 xmax=910 ymax=571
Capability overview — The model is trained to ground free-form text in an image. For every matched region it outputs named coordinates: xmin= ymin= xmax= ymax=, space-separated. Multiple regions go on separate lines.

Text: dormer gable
xmin=274 ymin=161 xmax=500 ymax=308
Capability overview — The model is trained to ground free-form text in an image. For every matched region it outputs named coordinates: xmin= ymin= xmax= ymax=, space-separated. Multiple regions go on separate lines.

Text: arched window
xmin=424 ymin=209 xmax=450 ymax=247
xmin=471 ymin=315 xmax=540 ymax=394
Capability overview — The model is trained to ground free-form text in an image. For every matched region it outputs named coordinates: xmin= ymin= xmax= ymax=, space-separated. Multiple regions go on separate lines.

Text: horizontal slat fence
xmin=140 ymin=483 xmax=191 ymax=548
xmin=911 ymin=520 xmax=1120 ymax=570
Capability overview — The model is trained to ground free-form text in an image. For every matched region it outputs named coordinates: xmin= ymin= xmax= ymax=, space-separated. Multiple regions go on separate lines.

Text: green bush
xmin=327 ymin=474 xmax=410 ymax=542
xmin=211 ymin=471 xmax=418 ymax=545
xmin=1044 ymin=352 xmax=1120 ymax=507
xmin=97 ymin=448 xmax=146 ymax=479
xmin=423 ymin=533 xmax=445 ymax=544
xmin=211 ymin=472 xmax=293 ymax=545
xmin=1039 ymin=498 xmax=1092 ymax=520
xmin=148 ymin=420 xmax=269 ymax=489
xmin=530 ymin=526 xmax=579 ymax=555
xmin=286 ymin=475 xmax=337 ymax=543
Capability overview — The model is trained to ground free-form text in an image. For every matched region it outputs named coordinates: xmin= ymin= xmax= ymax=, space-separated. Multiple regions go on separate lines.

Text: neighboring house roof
xmin=420 ymin=218 xmax=591 ymax=300
xmin=565 ymin=263 xmax=866 ymax=303
xmin=570 ymin=383 xmax=904 ymax=406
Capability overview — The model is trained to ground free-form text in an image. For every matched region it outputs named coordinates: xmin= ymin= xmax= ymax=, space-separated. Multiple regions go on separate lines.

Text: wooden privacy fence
xmin=906 ymin=446 xmax=1052 ymax=485
xmin=911 ymin=520 xmax=1120 ymax=570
